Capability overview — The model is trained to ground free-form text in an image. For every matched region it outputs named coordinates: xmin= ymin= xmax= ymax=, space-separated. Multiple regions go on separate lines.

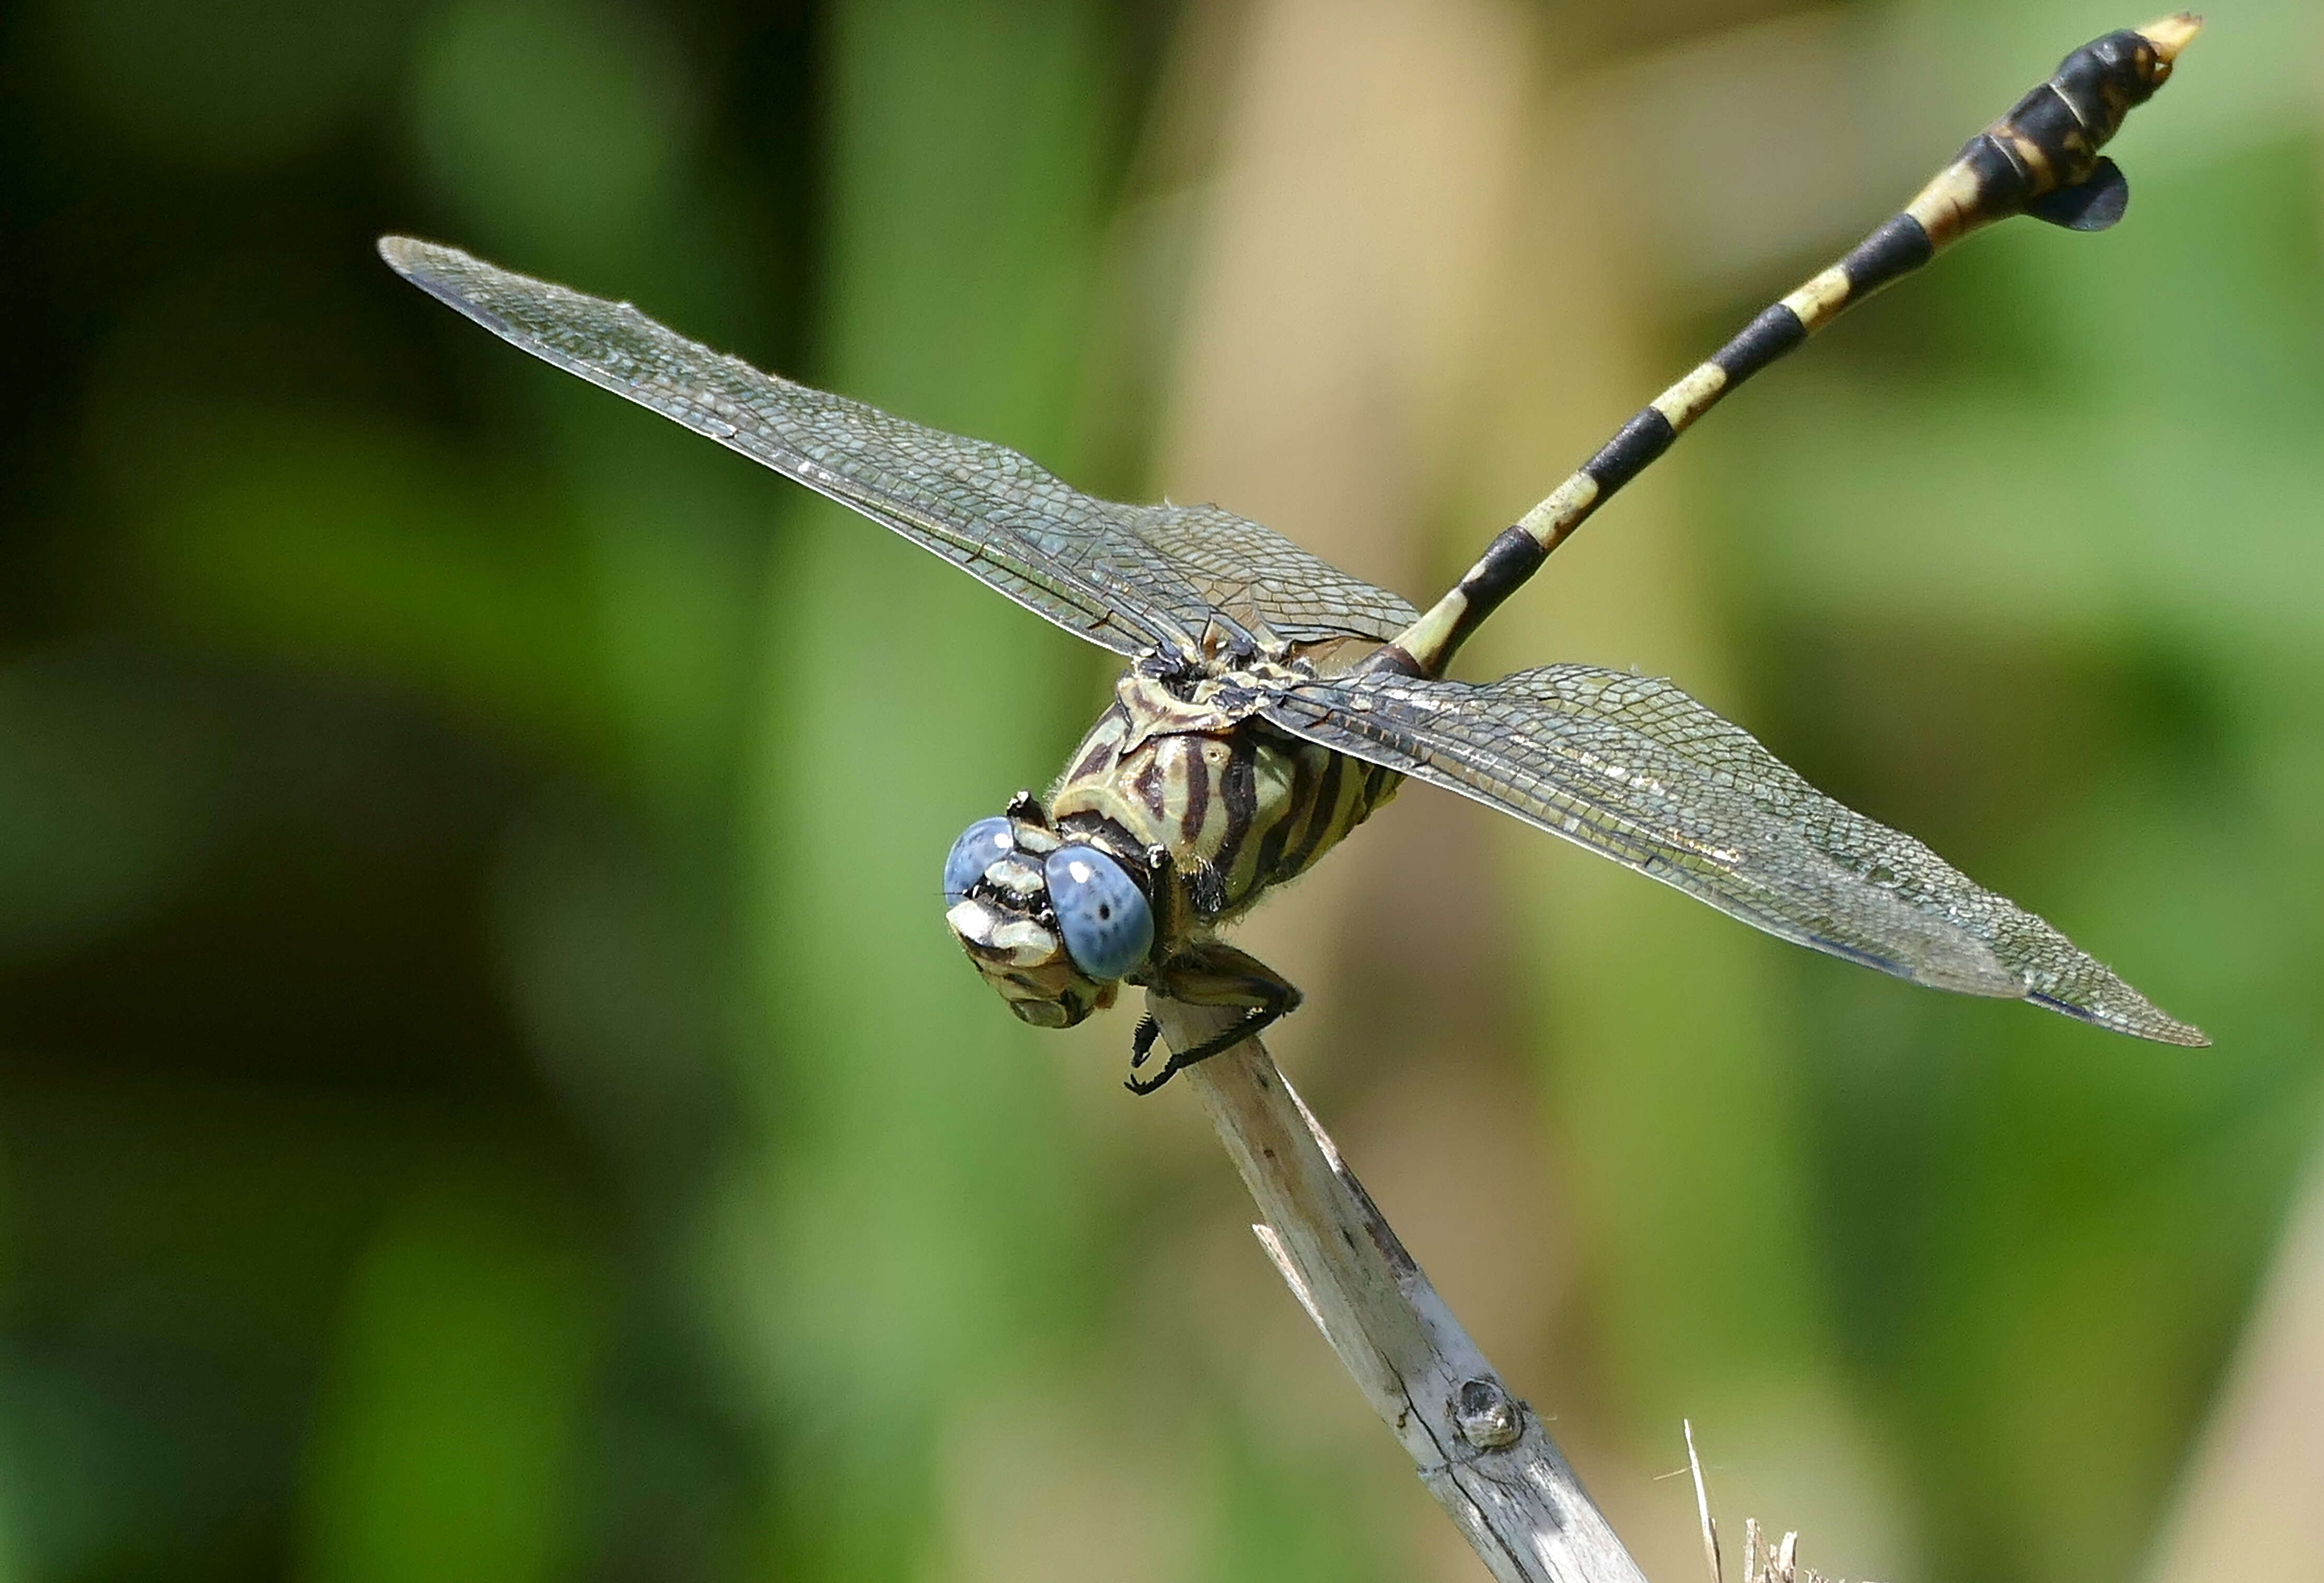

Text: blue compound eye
xmin=1043 ymin=846 xmax=1153 ymax=980
xmin=943 ymin=817 xmax=1015 ymax=906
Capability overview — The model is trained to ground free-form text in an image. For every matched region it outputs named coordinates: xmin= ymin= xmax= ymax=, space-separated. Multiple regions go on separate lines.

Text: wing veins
xmin=381 ymin=237 xmax=1413 ymax=660
xmin=1264 ymin=665 xmax=2205 ymax=1045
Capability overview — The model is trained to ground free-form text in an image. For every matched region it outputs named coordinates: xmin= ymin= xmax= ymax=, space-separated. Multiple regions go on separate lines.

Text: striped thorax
xmin=944 ymin=654 xmax=1399 ymax=1033
xmin=1052 ymin=662 xmax=1400 ymax=922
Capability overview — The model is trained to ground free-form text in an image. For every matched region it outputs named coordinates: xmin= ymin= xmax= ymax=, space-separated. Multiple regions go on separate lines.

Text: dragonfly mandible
xmin=382 ymin=16 xmax=2207 ymax=1092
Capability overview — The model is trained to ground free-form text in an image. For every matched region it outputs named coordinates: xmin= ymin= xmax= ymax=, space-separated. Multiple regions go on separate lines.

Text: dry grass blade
xmin=1683 ymin=1425 xmax=1889 ymax=1583
xmin=1686 ymin=1418 xmax=1722 ymax=1583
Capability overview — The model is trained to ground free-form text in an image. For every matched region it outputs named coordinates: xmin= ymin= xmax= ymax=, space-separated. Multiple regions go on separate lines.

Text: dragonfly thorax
xmin=1050 ymin=667 xmax=1399 ymax=927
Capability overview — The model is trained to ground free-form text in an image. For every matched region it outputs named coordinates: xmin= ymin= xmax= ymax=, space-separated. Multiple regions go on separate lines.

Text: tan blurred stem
xmin=1153 ymin=997 xmax=1650 ymax=1583
xmin=2143 ymin=1132 xmax=2324 ymax=1581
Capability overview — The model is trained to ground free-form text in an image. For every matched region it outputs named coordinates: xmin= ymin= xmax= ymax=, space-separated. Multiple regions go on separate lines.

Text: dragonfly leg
xmin=1121 ymin=1006 xmax=1283 ymax=1095
xmin=1005 ymin=788 xmax=1050 ymax=827
xmin=1124 ymin=945 xmax=1302 ymax=1096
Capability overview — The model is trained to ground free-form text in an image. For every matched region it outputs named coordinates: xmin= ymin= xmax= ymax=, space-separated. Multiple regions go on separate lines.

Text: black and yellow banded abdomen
xmin=1378 ymin=14 xmax=2199 ymax=681
xmin=1909 ymin=17 xmax=2195 ymax=246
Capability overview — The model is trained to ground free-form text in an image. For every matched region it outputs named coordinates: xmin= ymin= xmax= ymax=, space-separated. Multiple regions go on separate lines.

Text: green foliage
xmin=0 ymin=2 xmax=2314 ymax=1580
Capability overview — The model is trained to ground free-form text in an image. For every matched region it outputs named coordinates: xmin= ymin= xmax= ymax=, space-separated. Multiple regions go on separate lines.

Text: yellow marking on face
xmin=1780 ymin=264 xmax=1853 ymax=330
xmin=946 ymin=898 xmax=998 ymax=945
xmin=973 ymin=847 xmax=1042 ymax=898
xmin=946 ymin=899 xmax=1066 ymax=970
xmin=1515 ymin=472 xmax=1599 ymax=543
xmin=1651 ymin=362 xmax=1728 ymax=432
xmin=1008 ymin=820 xmax=1062 ymax=857
xmin=1904 ymin=160 xmax=1985 ymax=249
xmin=990 ymin=917 xmax=1063 ymax=965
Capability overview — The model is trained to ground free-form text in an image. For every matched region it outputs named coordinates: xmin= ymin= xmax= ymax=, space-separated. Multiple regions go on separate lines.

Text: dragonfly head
xmin=942 ymin=802 xmax=1155 ymax=1028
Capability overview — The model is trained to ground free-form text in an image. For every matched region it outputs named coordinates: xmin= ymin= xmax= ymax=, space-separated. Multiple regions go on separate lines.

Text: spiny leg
xmin=1124 ymin=841 xmax=1183 ymax=1081
xmin=1130 ymin=1014 xmax=1163 ymax=1069
xmin=1374 ymin=15 xmax=2199 ymax=681
xmin=1125 ymin=942 xmax=1304 ymax=1096
xmin=1005 ymin=787 xmax=1050 ymax=827
xmin=1124 ymin=999 xmax=1291 ymax=1096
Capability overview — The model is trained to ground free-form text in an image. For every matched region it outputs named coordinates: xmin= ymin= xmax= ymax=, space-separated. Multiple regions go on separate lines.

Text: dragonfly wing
xmin=1124 ymin=500 xmax=1416 ymax=648
xmin=382 ymin=238 xmax=1413 ymax=658
xmin=1263 ymin=663 xmax=2206 ymax=1045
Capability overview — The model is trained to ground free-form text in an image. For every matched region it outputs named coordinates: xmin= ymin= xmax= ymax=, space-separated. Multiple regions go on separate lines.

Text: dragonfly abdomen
xmin=1378 ymin=15 xmax=2198 ymax=681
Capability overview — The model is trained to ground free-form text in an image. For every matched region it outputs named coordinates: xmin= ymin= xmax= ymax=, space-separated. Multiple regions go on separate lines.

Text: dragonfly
xmin=383 ymin=16 xmax=2206 ymax=1092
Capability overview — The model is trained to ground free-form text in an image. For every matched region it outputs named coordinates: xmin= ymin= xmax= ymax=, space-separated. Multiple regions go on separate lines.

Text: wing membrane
xmin=380 ymin=238 xmax=1416 ymax=658
xmin=1264 ymin=664 xmax=2205 ymax=1044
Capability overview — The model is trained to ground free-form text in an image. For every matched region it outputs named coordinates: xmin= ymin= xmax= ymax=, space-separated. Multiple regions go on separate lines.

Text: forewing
xmin=1263 ymin=664 xmax=2205 ymax=1045
xmin=1126 ymin=502 xmax=1416 ymax=648
xmin=381 ymin=238 xmax=1414 ymax=656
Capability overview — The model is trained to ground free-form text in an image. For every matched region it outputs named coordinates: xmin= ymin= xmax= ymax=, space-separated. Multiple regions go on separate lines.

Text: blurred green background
xmin=1 ymin=0 xmax=2318 ymax=1578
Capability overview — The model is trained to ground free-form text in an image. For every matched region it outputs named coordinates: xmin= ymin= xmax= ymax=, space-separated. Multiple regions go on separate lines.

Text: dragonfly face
xmin=942 ymin=810 xmax=1151 ymax=1029
xmin=380 ymin=15 xmax=2210 ymax=1093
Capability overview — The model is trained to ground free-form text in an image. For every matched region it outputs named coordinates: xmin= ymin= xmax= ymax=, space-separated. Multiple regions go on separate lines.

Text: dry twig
xmin=1153 ymin=996 xmax=1897 ymax=1581
xmin=1154 ymin=997 xmax=1649 ymax=1583
xmin=1687 ymin=1419 xmax=1722 ymax=1583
